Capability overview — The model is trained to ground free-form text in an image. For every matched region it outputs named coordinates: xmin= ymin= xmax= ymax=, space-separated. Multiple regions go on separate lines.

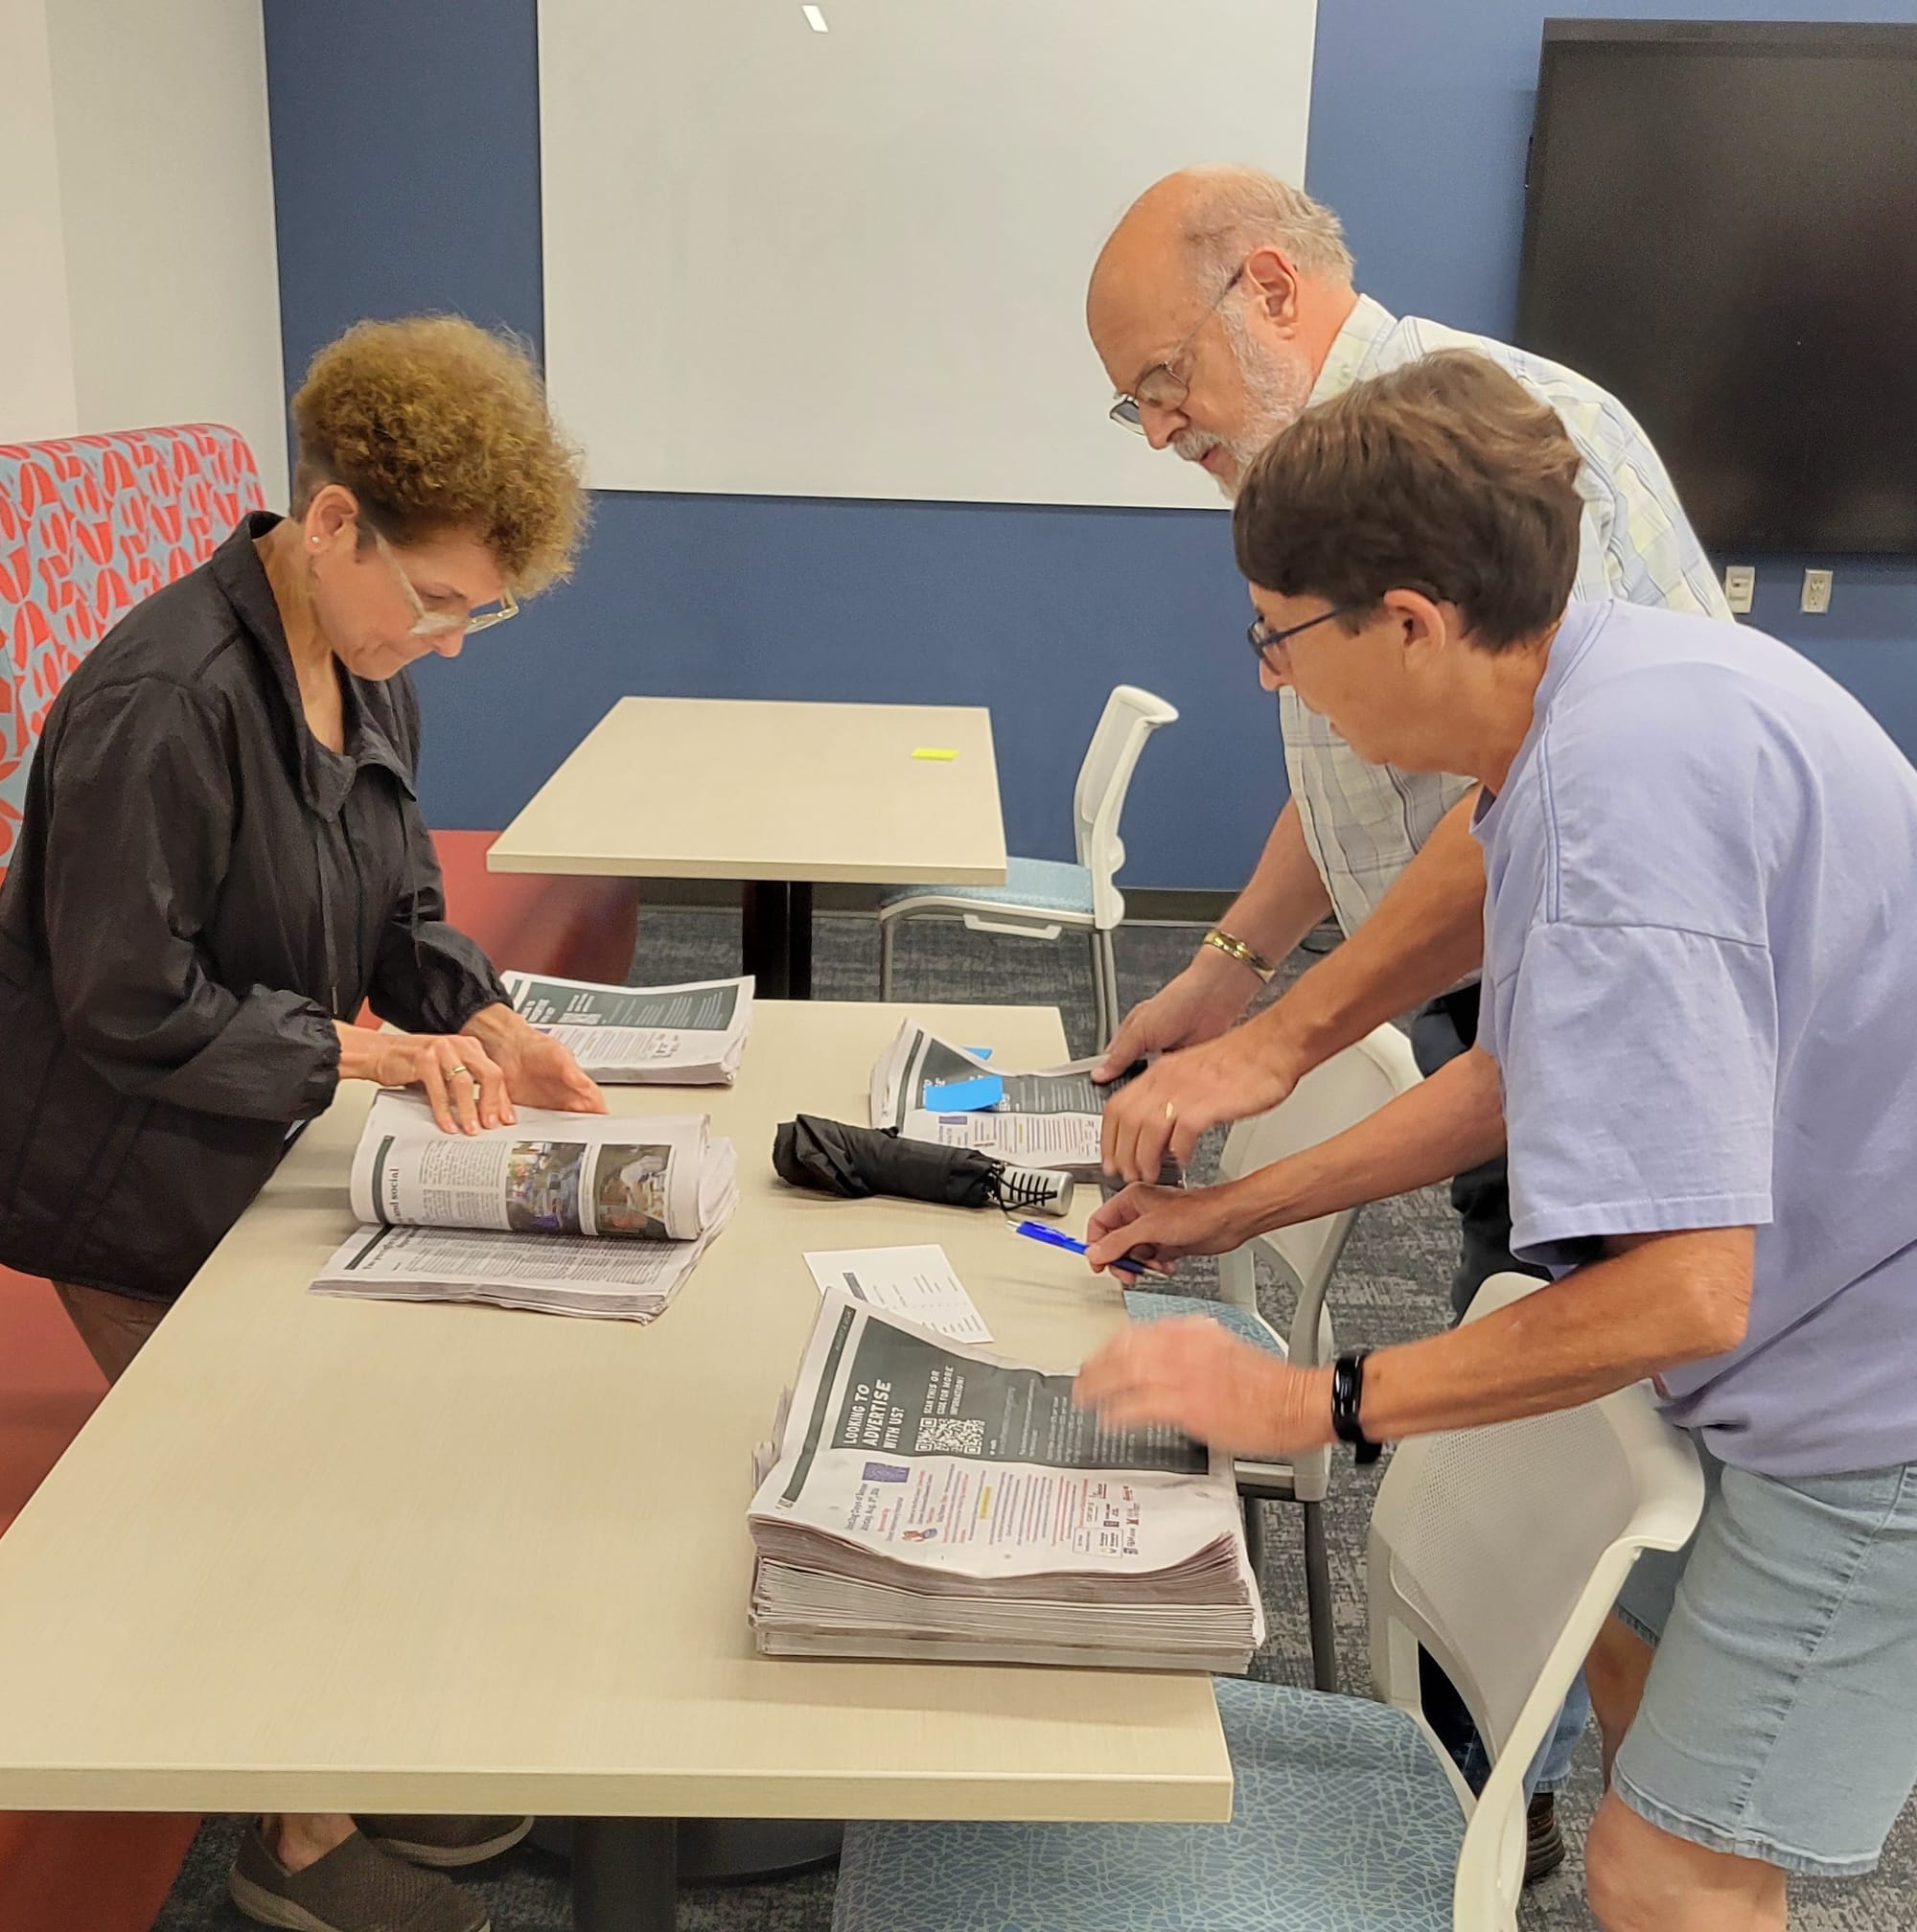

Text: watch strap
xmin=1330 ymin=1349 xmax=1381 ymax=1465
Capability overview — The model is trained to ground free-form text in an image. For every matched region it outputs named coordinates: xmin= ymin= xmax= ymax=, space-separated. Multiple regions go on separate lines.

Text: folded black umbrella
xmin=772 ymin=1115 xmax=1071 ymax=1214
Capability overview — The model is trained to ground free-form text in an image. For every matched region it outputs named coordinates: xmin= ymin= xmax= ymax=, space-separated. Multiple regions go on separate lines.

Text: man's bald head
xmin=1088 ymin=167 xmax=1359 ymax=497
xmin=1089 ymin=165 xmax=1354 ymax=324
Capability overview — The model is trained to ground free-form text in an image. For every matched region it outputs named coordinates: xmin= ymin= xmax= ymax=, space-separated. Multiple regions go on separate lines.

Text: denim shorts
xmin=1612 ymin=1435 xmax=1917 ymax=1878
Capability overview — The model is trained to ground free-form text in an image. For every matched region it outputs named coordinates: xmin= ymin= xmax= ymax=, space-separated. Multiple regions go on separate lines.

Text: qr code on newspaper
xmin=914 ymin=1417 xmax=985 ymax=1455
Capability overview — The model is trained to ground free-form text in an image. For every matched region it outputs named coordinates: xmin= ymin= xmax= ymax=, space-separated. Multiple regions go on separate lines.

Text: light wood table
xmin=488 ymin=699 xmax=1009 ymax=999
xmin=0 ymin=1003 xmax=1228 ymax=1931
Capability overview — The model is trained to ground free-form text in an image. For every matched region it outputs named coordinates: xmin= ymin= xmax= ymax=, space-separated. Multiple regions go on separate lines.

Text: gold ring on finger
xmin=1163 ymin=1100 xmax=1178 ymax=1125
xmin=448 ymin=1064 xmax=473 ymax=1081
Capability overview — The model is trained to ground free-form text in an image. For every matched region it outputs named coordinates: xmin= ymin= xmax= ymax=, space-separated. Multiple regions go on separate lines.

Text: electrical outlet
xmin=1802 ymin=568 xmax=1834 ymax=615
xmin=1723 ymin=564 xmax=1755 ymax=615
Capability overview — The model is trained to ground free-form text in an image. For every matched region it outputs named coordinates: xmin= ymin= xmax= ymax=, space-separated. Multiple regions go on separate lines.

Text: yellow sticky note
xmin=912 ymin=747 xmax=958 ymax=761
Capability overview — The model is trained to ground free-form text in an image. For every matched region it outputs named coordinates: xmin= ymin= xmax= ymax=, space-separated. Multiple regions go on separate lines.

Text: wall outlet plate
xmin=1802 ymin=568 xmax=1834 ymax=615
xmin=1723 ymin=564 xmax=1756 ymax=615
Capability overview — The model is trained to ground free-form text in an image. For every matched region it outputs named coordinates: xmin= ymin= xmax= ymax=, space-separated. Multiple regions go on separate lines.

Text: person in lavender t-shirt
xmin=1075 ymin=351 xmax=1917 ymax=1928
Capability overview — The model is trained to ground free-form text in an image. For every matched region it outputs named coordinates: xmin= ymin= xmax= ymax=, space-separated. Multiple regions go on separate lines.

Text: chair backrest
xmin=0 ymin=425 xmax=264 ymax=869
xmin=1215 ymin=1022 xmax=1423 ymax=1348
xmin=1368 ymin=1273 xmax=1705 ymax=1930
xmin=1071 ymin=684 xmax=1177 ymax=931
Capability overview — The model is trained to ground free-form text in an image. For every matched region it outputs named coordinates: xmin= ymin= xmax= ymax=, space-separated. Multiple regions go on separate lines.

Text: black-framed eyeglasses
xmin=1246 ymin=606 xmax=1355 ymax=665
xmin=1109 ymin=265 xmax=1245 ymax=431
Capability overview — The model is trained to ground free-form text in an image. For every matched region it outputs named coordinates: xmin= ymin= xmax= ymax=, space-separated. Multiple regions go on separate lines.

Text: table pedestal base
xmin=539 ymin=1816 xmax=844 ymax=1931
xmin=570 ymin=1817 xmax=677 ymax=1932
xmin=740 ymin=881 xmax=814 ymax=999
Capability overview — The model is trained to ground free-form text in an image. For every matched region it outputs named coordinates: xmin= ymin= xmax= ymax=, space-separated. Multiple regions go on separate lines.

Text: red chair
xmin=0 ymin=1811 xmax=199 ymax=1932
xmin=430 ymin=830 xmax=639 ymax=988
xmin=0 ymin=1266 xmax=202 ymax=1932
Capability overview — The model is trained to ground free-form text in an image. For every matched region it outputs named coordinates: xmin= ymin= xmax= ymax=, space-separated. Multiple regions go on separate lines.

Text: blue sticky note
xmin=922 ymin=1074 xmax=1005 ymax=1112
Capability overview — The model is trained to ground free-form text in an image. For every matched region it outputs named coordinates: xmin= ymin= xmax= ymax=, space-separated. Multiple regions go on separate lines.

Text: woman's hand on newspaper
xmin=1083 ymin=1182 xmax=1250 ymax=1278
xmin=466 ymin=1004 xmax=609 ymax=1117
xmin=1074 ymin=1316 xmax=1336 ymax=1458
xmin=346 ymin=1027 xmax=514 ymax=1135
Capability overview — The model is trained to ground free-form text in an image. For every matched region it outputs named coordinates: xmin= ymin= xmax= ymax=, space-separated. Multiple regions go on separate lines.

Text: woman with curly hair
xmin=0 ymin=317 xmax=601 ymax=1932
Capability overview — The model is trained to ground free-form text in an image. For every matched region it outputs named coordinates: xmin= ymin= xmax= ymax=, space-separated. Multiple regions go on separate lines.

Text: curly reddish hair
xmin=290 ymin=315 xmax=587 ymax=594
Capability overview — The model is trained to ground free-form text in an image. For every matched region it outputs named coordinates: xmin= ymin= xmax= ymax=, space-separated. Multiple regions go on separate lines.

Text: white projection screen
xmin=538 ymin=0 xmax=1319 ymax=509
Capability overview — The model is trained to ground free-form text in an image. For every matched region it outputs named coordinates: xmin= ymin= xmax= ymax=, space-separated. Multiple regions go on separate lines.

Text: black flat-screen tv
xmin=1517 ymin=20 xmax=1917 ymax=556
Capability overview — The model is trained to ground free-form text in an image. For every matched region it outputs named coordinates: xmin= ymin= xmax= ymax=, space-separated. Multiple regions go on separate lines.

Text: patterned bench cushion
xmin=0 ymin=425 xmax=264 ymax=863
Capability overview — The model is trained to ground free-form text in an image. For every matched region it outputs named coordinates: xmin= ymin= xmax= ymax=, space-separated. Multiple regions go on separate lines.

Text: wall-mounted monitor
xmin=1518 ymin=20 xmax=1917 ymax=555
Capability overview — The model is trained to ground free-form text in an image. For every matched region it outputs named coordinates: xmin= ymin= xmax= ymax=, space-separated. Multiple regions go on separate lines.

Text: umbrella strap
xmin=984 ymin=1161 xmax=1074 ymax=1217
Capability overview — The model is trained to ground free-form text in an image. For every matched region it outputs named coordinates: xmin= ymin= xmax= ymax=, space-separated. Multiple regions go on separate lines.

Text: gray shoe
xmin=358 ymin=1815 xmax=534 ymax=1869
xmin=228 ymin=1827 xmax=490 ymax=1932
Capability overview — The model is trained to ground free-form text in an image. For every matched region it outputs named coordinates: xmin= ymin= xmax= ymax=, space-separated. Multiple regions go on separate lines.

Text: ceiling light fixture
xmin=802 ymin=5 xmax=829 ymax=30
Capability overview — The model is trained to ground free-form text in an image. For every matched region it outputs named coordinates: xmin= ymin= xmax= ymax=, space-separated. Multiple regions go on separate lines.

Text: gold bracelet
xmin=1202 ymin=927 xmax=1277 ymax=984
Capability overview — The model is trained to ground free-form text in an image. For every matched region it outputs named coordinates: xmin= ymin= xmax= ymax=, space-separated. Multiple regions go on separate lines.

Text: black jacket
xmin=0 ymin=515 xmax=505 ymax=1300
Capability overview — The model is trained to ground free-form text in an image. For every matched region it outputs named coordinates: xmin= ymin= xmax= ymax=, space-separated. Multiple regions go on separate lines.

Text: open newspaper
xmin=749 ymin=1291 xmax=1263 ymax=1671
xmin=869 ymin=1018 xmax=1139 ymax=1176
xmin=312 ymin=1092 xmax=738 ymax=1322
xmin=502 ymin=971 xmax=752 ymax=1085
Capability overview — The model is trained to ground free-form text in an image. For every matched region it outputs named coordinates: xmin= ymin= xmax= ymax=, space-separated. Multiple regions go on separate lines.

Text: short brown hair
xmin=290 ymin=316 xmax=587 ymax=594
xmin=1233 ymin=350 xmax=1583 ymax=649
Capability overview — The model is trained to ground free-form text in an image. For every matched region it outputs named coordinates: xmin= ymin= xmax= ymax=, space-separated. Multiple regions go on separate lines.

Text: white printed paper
xmin=802 ymin=1245 xmax=992 ymax=1346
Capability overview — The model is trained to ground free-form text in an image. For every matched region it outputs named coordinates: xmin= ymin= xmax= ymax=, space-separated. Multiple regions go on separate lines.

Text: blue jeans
xmin=1463 ymin=1667 xmax=1590 ymax=1798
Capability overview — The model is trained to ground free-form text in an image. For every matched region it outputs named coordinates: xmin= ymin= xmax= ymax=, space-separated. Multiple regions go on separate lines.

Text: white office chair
xmin=831 ymin=1273 xmax=1705 ymax=1932
xmin=1126 ymin=1021 xmax=1424 ymax=1690
xmin=878 ymin=684 xmax=1177 ymax=1046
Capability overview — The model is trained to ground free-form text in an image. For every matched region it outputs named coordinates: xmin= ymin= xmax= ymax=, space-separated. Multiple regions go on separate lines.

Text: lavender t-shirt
xmin=1475 ymin=601 xmax=1917 ymax=1479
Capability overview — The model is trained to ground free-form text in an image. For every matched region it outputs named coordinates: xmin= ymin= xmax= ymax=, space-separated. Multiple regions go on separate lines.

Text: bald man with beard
xmin=1090 ymin=166 xmax=1730 ymax=1298
xmin=1084 ymin=165 xmax=1732 ymax=1882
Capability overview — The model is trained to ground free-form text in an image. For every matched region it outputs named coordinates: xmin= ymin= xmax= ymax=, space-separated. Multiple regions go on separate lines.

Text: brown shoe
xmin=358 ymin=1815 xmax=534 ymax=1869
xmin=227 ymin=1826 xmax=490 ymax=1932
xmin=1522 ymin=1791 xmax=1567 ymax=1886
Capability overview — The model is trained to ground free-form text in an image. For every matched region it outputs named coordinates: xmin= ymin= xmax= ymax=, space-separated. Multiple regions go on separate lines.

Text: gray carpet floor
xmin=155 ymin=908 xmax=1917 ymax=1931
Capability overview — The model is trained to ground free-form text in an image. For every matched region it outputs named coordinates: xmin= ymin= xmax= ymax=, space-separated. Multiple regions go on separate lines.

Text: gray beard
xmin=1174 ymin=318 xmax=1317 ymax=499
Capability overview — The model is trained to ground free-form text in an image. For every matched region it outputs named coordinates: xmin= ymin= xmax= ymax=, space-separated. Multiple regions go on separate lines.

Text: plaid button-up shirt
xmin=1282 ymin=295 xmax=1733 ymax=941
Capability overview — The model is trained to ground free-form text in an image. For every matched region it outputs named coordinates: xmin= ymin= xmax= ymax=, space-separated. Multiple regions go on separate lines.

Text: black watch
xmin=1330 ymin=1350 xmax=1382 ymax=1465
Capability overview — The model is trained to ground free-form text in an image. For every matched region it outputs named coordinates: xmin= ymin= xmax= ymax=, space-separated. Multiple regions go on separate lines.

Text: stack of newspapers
xmin=502 ymin=971 xmax=752 ymax=1085
xmin=749 ymin=1291 xmax=1264 ymax=1672
xmin=869 ymin=1017 xmax=1138 ymax=1176
xmin=312 ymin=1092 xmax=738 ymax=1322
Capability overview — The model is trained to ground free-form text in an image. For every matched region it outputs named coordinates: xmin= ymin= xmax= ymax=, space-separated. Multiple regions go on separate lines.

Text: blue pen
xmin=1010 ymin=1219 xmax=1143 ymax=1280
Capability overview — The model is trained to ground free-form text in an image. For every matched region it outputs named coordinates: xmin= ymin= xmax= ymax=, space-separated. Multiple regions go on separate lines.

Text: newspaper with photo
xmin=748 ymin=1290 xmax=1263 ymax=1671
xmin=311 ymin=1092 xmax=739 ymax=1322
xmin=502 ymin=971 xmax=752 ymax=1084
xmin=868 ymin=1018 xmax=1140 ymax=1175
